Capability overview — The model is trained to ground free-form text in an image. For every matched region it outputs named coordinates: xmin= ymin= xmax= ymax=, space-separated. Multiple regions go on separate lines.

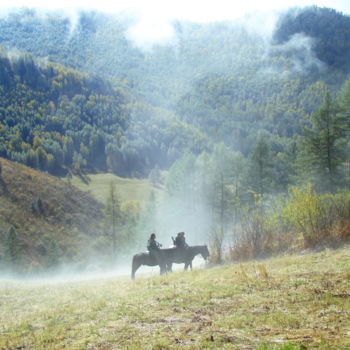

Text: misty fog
xmin=0 ymin=2 xmax=350 ymax=280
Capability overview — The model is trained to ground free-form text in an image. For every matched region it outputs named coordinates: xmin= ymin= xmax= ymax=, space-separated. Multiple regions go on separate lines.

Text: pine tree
xmin=337 ymin=77 xmax=350 ymax=189
xmin=249 ymin=135 xmax=273 ymax=198
xmin=148 ymin=165 xmax=162 ymax=186
xmin=5 ymin=225 xmax=19 ymax=267
xmin=299 ymin=92 xmax=347 ymax=192
xmin=46 ymin=238 xmax=60 ymax=268
xmin=105 ymin=181 xmax=121 ymax=261
xmin=208 ymin=144 xmax=236 ymax=263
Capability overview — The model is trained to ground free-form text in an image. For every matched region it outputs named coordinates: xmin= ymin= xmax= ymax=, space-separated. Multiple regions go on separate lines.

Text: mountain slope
xmin=1 ymin=7 xmax=349 ymax=157
xmin=0 ymin=157 xmax=105 ymax=270
xmin=273 ymin=6 xmax=350 ymax=71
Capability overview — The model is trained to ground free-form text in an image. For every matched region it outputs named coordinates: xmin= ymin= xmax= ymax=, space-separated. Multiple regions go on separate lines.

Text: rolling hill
xmin=0 ymin=157 xmax=105 ymax=271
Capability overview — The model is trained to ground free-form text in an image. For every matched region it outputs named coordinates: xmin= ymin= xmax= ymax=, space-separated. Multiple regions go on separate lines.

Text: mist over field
xmin=1 ymin=2 xmax=350 ymax=350
xmin=1 ymin=0 xmax=350 ymax=281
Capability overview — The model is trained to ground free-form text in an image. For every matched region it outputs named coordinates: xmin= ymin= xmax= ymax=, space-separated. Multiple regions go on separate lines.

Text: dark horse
xmin=131 ymin=245 xmax=210 ymax=280
xmin=164 ymin=245 xmax=210 ymax=272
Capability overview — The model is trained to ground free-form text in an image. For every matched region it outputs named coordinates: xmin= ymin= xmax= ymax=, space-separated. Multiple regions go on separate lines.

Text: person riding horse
xmin=173 ymin=232 xmax=189 ymax=250
xmin=147 ymin=233 xmax=162 ymax=264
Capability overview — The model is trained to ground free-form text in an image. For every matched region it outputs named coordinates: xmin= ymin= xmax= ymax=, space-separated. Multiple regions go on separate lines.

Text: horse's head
xmin=200 ymin=245 xmax=210 ymax=260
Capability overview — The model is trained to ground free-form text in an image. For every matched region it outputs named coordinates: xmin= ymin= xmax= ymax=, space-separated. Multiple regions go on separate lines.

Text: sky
xmin=0 ymin=0 xmax=349 ymax=47
xmin=0 ymin=0 xmax=349 ymax=20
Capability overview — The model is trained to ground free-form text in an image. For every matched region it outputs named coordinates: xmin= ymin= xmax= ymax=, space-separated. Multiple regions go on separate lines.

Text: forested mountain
xmin=1 ymin=6 xmax=349 ymax=162
xmin=1 ymin=5 xmax=350 ymax=269
xmin=0 ymin=50 xmax=127 ymax=175
xmin=0 ymin=48 xmax=208 ymax=176
xmin=273 ymin=6 xmax=350 ymax=72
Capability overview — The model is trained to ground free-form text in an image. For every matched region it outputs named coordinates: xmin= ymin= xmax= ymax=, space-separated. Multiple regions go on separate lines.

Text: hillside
xmin=0 ymin=157 xmax=105 ymax=270
xmin=1 ymin=247 xmax=350 ymax=349
xmin=69 ymin=173 xmax=164 ymax=206
xmin=0 ymin=46 xmax=209 ymax=177
xmin=0 ymin=49 xmax=128 ymax=175
xmin=273 ymin=6 xmax=350 ymax=72
xmin=1 ymin=6 xmax=350 ymax=172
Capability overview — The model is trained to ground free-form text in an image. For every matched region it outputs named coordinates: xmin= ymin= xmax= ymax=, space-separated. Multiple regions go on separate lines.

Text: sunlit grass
xmin=1 ymin=247 xmax=350 ymax=349
xmin=69 ymin=173 xmax=163 ymax=205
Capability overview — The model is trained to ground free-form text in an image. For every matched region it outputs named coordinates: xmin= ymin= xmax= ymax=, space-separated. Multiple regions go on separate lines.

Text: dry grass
xmin=1 ymin=246 xmax=350 ymax=349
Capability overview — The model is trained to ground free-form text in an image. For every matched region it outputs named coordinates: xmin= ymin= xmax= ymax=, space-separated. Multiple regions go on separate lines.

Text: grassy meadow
xmin=1 ymin=247 xmax=350 ymax=350
xmin=69 ymin=173 xmax=163 ymax=205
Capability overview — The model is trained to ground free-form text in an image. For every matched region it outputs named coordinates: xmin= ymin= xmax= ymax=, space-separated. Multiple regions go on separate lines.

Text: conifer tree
xmin=208 ymin=144 xmax=236 ymax=262
xmin=148 ymin=165 xmax=162 ymax=186
xmin=5 ymin=225 xmax=19 ymax=267
xmin=299 ymin=92 xmax=347 ymax=192
xmin=105 ymin=181 xmax=121 ymax=261
xmin=337 ymin=78 xmax=350 ymax=189
xmin=249 ymin=135 xmax=273 ymax=198
xmin=46 ymin=238 xmax=60 ymax=268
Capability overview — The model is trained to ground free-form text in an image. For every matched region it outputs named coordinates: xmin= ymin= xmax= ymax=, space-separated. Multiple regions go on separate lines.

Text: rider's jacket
xmin=175 ymin=236 xmax=188 ymax=249
xmin=147 ymin=238 xmax=161 ymax=252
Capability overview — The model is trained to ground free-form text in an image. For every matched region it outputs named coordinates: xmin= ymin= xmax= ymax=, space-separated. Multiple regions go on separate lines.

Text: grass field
xmin=1 ymin=247 xmax=350 ymax=350
xmin=69 ymin=173 xmax=163 ymax=205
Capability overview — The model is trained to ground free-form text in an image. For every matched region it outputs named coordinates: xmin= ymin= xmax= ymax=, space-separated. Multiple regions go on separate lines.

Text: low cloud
xmin=268 ymin=33 xmax=325 ymax=75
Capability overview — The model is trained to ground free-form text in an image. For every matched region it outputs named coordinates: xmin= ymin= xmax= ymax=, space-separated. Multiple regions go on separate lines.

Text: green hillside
xmin=1 ymin=247 xmax=350 ymax=349
xmin=69 ymin=173 xmax=164 ymax=206
xmin=0 ymin=157 xmax=105 ymax=270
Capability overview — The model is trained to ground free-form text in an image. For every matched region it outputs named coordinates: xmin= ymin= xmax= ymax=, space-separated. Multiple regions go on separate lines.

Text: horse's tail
xmin=131 ymin=254 xmax=139 ymax=280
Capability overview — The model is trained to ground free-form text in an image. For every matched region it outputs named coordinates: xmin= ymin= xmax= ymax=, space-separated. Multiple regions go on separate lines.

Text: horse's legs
xmin=167 ymin=262 xmax=173 ymax=272
xmin=159 ymin=264 xmax=167 ymax=275
xmin=131 ymin=258 xmax=141 ymax=280
xmin=184 ymin=259 xmax=193 ymax=271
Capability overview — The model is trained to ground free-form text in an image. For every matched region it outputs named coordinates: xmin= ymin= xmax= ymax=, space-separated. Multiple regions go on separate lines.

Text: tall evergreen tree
xmin=299 ymin=92 xmax=347 ymax=192
xmin=208 ymin=144 xmax=236 ymax=262
xmin=249 ymin=136 xmax=273 ymax=198
xmin=337 ymin=78 xmax=350 ymax=189
xmin=105 ymin=181 xmax=121 ymax=261
xmin=5 ymin=225 xmax=19 ymax=267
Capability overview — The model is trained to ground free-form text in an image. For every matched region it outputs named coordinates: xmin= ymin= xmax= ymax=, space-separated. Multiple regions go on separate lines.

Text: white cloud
xmin=2 ymin=0 xmax=349 ymax=20
xmin=0 ymin=0 xmax=349 ymax=48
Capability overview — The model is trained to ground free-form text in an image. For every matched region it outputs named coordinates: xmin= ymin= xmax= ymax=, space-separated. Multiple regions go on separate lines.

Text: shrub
xmin=282 ymin=184 xmax=350 ymax=248
xmin=229 ymin=211 xmax=274 ymax=261
xmin=281 ymin=184 xmax=322 ymax=247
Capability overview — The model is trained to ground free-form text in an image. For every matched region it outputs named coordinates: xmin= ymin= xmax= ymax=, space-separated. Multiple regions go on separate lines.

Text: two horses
xmin=131 ymin=245 xmax=210 ymax=280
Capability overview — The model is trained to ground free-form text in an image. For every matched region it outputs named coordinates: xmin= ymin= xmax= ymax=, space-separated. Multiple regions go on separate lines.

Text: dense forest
xmin=1 ymin=6 xmax=350 ymax=175
xmin=1 ymin=5 xmax=350 ymax=270
xmin=0 ymin=50 xmax=207 ymax=177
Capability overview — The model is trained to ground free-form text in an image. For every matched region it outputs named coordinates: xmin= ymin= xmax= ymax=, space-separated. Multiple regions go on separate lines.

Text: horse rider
xmin=147 ymin=233 xmax=162 ymax=263
xmin=174 ymin=231 xmax=189 ymax=250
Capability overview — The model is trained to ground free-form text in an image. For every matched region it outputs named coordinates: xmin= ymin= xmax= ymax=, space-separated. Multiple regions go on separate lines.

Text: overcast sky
xmin=0 ymin=0 xmax=349 ymax=20
xmin=1 ymin=0 xmax=349 ymax=48
xmin=0 ymin=0 xmax=349 ymax=19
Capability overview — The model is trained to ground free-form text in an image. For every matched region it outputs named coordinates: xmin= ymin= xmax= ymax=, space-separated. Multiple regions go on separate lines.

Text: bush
xmin=229 ymin=211 xmax=274 ymax=261
xmin=281 ymin=184 xmax=322 ymax=247
xmin=230 ymin=185 xmax=350 ymax=261
xmin=282 ymin=184 xmax=350 ymax=248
